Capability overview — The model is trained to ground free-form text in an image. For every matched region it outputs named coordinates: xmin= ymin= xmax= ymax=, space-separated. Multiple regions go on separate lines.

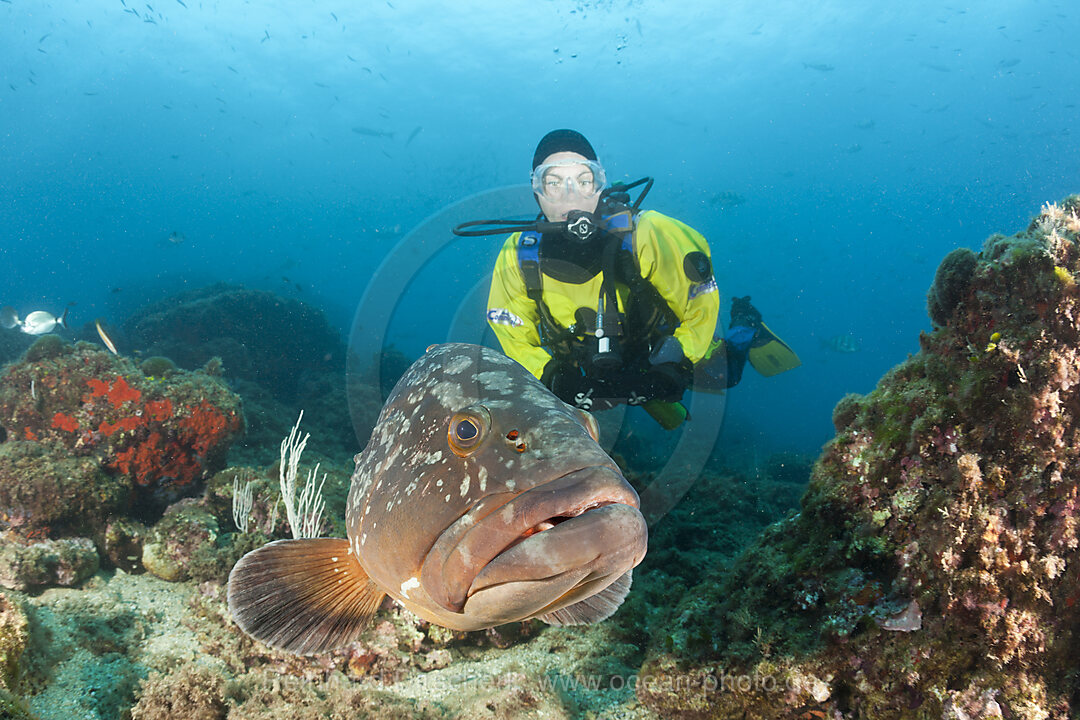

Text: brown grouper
xmin=228 ymin=343 xmax=647 ymax=654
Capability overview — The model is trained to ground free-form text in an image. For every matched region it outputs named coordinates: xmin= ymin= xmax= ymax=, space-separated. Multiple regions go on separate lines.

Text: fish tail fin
xmin=58 ymin=306 xmax=69 ymax=329
xmin=0 ymin=306 xmax=18 ymax=330
xmin=227 ymin=538 xmax=385 ymax=655
xmin=539 ymin=569 xmax=633 ymax=626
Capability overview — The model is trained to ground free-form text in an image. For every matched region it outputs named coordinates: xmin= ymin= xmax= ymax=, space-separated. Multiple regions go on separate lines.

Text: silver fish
xmin=228 ymin=343 xmax=647 ymax=655
xmin=351 ymin=125 xmax=395 ymax=139
xmin=0 ymin=306 xmax=68 ymax=335
xmin=822 ymin=333 xmax=861 ymax=353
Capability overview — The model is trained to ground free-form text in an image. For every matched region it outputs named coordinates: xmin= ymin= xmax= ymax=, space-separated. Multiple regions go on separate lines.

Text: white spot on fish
xmin=431 ymin=379 xmax=468 ymax=408
xmin=460 ymin=475 xmax=470 ymax=497
xmin=478 ymin=465 xmax=488 ymax=492
xmin=444 ymin=355 xmax=472 ymax=374
xmin=475 ymin=371 xmax=513 ymax=392
xmin=401 ymin=576 xmax=420 ymax=599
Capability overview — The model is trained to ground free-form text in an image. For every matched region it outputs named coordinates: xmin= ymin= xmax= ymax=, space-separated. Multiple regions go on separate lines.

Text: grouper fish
xmin=228 ymin=343 xmax=648 ymax=655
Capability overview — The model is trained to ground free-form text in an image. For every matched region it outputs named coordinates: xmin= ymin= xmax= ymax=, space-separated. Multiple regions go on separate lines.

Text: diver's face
xmin=533 ymin=151 xmax=602 ymax=222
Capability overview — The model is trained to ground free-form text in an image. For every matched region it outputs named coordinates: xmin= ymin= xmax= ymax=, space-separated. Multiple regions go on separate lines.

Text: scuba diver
xmin=453 ymin=129 xmax=800 ymax=429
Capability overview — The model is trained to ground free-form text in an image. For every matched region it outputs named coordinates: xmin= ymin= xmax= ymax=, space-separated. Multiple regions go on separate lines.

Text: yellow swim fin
xmin=643 ymin=399 xmax=690 ymax=430
xmin=747 ymin=322 xmax=801 ymax=377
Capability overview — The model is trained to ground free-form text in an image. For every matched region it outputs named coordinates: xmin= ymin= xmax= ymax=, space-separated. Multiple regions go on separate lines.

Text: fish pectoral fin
xmin=538 ymin=570 xmax=633 ymax=626
xmin=227 ymin=538 xmax=385 ymax=655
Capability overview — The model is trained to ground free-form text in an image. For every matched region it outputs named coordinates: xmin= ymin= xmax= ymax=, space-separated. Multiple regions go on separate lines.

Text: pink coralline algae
xmin=638 ymin=197 xmax=1080 ymax=720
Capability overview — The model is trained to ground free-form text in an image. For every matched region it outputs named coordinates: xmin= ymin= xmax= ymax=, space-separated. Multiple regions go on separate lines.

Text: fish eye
xmin=456 ymin=419 xmax=478 ymax=440
xmin=448 ymin=407 xmax=489 ymax=457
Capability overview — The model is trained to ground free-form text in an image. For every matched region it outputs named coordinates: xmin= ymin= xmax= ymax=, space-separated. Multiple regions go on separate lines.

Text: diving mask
xmin=531 ymin=160 xmax=606 ymax=201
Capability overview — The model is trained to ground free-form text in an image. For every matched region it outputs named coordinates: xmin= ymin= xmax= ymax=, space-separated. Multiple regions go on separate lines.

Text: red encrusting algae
xmin=51 ymin=412 xmax=80 ymax=433
xmin=86 ymin=376 xmax=142 ymax=408
xmin=0 ymin=346 xmax=243 ymax=501
xmin=146 ymin=398 xmax=173 ymax=422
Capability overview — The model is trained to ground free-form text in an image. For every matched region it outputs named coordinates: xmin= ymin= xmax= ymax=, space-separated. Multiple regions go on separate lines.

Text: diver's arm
xmin=486 ymin=236 xmax=551 ymax=379
xmin=634 ymin=211 xmax=720 ymax=364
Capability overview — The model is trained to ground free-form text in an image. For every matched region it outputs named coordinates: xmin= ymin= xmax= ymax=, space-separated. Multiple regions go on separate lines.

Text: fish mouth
xmin=419 ymin=465 xmax=647 ymax=621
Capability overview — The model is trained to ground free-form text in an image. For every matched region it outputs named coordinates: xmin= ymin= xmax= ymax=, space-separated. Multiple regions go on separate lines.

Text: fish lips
xmin=420 ymin=466 xmax=646 ymax=622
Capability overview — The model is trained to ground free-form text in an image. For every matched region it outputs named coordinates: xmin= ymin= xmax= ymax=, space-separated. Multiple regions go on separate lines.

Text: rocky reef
xmin=119 ymin=283 xmax=380 ymax=464
xmin=0 ymin=341 xmax=243 ymax=517
xmin=638 ymin=198 xmax=1080 ymax=718
xmin=123 ymin=283 xmax=342 ymax=404
xmin=0 ymin=341 xmax=244 ymax=592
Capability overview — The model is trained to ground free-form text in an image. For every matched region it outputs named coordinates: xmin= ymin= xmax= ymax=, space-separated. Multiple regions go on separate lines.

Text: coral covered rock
xmin=0 ymin=342 xmax=243 ymax=516
xmin=103 ymin=518 xmax=149 ymax=574
xmin=0 ymin=592 xmax=28 ymax=690
xmin=0 ymin=441 xmax=126 ymax=537
xmin=129 ymin=662 xmax=226 ymax=720
xmin=141 ymin=500 xmax=220 ymax=583
xmin=0 ymin=537 xmax=99 ymax=591
xmin=122 ymin=284 xmax=342 ymax=403
xmin=638 ymin=197 xmax=1080 ymax=719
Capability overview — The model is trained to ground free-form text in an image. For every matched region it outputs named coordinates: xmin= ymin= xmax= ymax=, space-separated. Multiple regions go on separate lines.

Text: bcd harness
xmin=515 ymin=209 xmax=678 ymax=371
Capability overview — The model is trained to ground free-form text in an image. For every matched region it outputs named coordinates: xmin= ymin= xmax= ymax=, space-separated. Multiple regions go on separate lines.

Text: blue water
xmin=1 ymin=0 xmax=1077 ymax=458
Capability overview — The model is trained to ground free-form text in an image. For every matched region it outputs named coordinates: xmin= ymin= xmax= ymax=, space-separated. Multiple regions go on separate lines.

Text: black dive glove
xmin=626 ymin=362 xmax=691 ymax=405
xmin=628 ymin=335 xmax=692 ymax=405
xmin=545 ymin=364 xmax=621 ymax=411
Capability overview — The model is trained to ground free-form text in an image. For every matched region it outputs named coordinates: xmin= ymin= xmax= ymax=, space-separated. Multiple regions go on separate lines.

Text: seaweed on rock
xmin=639 ymin=196 xmax=1080 ymax=720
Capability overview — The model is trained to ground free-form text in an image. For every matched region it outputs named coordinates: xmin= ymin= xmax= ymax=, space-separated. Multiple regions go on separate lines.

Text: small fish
xmin=802 ymin=62 xmax=834 ymax=72
xmin=1 ymin=306 xmax=69 ymax=335
xmin=405 ymin=125 xmax=422 ymax=145
xmin=710 ymin=190 xmax=746 ymax=210
xmin=261 ymin=29 xmax=270 ymax=42
xmin=167 ymin=230 xmax=185 ymax=244
xmin=95 ymin=319 xmax=119 ymax=355
xmin=821 ymin=334 xmax=861 ymax=353
xmin=351 ymin=125 xmax=394 ymax=139
xmin=228 ymin=343 xmax=647 ymax=654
